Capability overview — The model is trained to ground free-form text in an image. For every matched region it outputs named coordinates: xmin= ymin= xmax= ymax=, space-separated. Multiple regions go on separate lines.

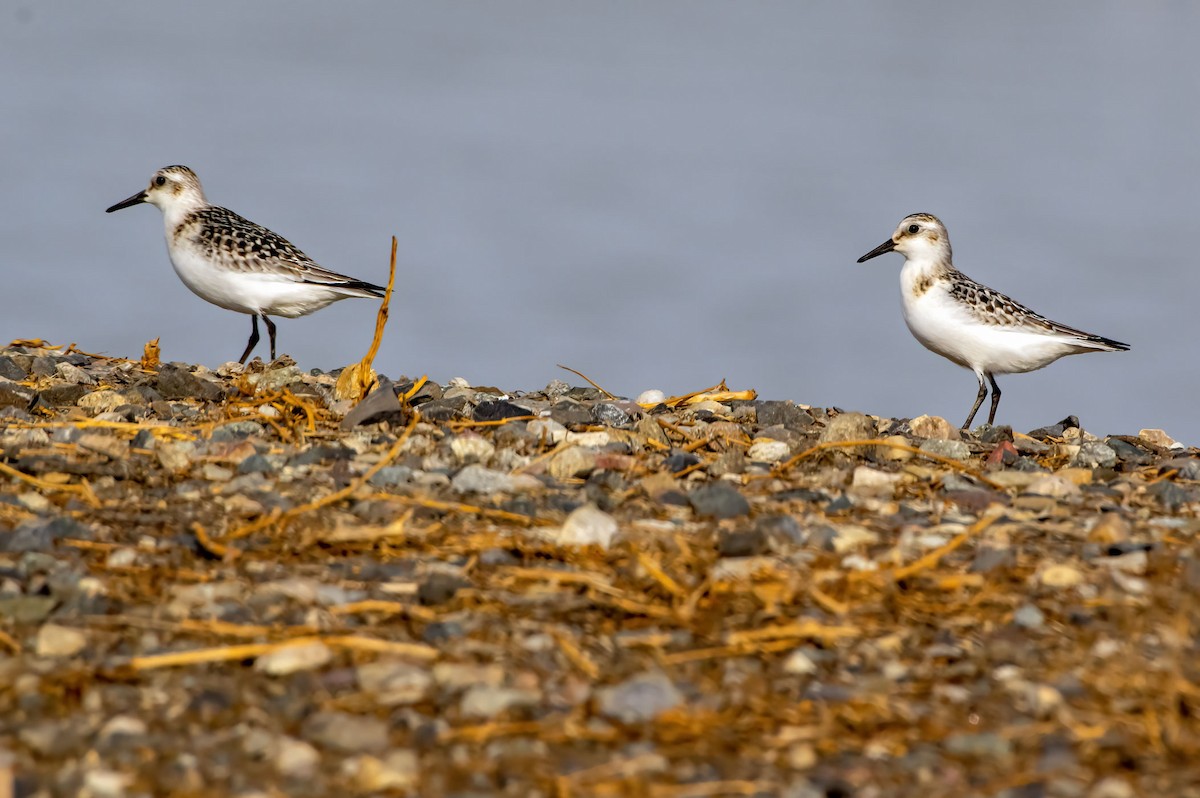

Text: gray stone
xmin=756 ymin=514 xmax=806 ymax=548
xmin=341 ymin=381 xmax=405 ymax=429
xmin=417 ymin=571 xmax=470 ymax=605
xmin=755 ymin=400 xmax=815 ymax=431
xmin=367 ymin=465 xmax=412 ymax=487
xmin=596 ymin=670 xmax=684 ymax=724
xmin=0 ymin=356 xmax=26 ymax=380
xmin=717 ymin=527 xmax=767 ymax=558
xmin=0 ymin=378 xmax=33 ymax=409
xmin=452 ymin=464 xmax=516 ymax=494
xmin=2 ymin=516 xmax=94 ymax=553
xmin=592 ymin=402 xmax=634 ymax=428
xmin=919 ymin=438 xmax=971 ymax=460
xmin=301 ymin=711 xmax=390 ymax=754
xmin=157 ymin=364 xmax=225 ymax=402
xmin=210 ymin=421 xmax=267 ymax=441
xmin=689 ymin=483 xmax=751 ymax=519
xmin=970 ymin=546 xmax=1014 ymax=573
xmin=238 ymin=454 xmax=279 ymax=475
xmin=1071 ymin=441 xmax=1118 ymax=469
xmin=1012 ymin=604 xmax=1045 ymax=630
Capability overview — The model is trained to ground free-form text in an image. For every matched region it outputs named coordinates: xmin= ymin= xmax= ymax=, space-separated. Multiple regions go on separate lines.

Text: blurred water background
xmin=2 ymin=3 xmax=1196 ymax=440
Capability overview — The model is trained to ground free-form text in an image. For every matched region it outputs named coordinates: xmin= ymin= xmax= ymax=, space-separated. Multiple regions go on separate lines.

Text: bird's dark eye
xmin=154 ymin=176 xmax=167 ymax=187
xmin=907 ymin=224 xmax=920 ymax=234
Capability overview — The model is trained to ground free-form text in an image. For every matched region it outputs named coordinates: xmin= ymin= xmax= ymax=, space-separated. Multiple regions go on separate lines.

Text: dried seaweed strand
xmin=0 ymin=627 xmax=21 ymax=654
xmin=635 ymin=550 xmax=688 ymax=599
xmin=650 ymin=781 xmax=778 ymax=797
xmin=328 ymin=599 xmax=438 ymax=623
xmin=556 ymin=364 xmax=617 ymax=399
xmin=126 ymin=634 xmax=436 ymax=672
xmin=366 ymin=492 xmax=556 ymax=527
xmin=550 ymin=628 xmax=600 ymax=679
xmin=446 ymin=415 xmax=538 ymax=431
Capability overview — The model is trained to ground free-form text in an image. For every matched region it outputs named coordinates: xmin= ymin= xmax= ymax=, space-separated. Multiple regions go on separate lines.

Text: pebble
xmin=548 ymin=446 xmax=599 ymax=479
xmin=851 ymin=466 xmax=901 ymax=492
xmin=782 ymin=648 xmax=819 ymax=675
xmin=301 ymin=711 xmax=390 ymax=754
xmin=688 ymin=483 xmax=750 ymax=519
xmin=592 ymin=402 xmax=633 ymax=427
xmin=460 ymin=685 xmax=541 ymax=718
xmin=909 ymin=415 xmax=957 ymax=440
xmin=35 ymin=623 xmax=88 ymax=657
xmin=82 ymin=769 xmax=133 ymax=798
xmin=343 ymin=750 xmax=419 ymax=791
xmin=451 ymin=464 xmax=520 ymax=494
xmin=717 ymin=527 xmax=768 ymax=558
xmin=829 ymin=525 xmax=880 ymax=553
xmin=1012 ymin=604 xmax=1045 ymax=630
xmin=1070 ymin=440 xmax=1118 ymax=469
xmin=756 ymin=400 xmax=815 ymax=430
xmin=595 ymin=670 xmax=684 ymax=724
xmin=1138 ymin=428 xmax=1180 ymax=449
xmin=636 ymin=389 xmax=666 ymax=405
xmin=1088 ymin=777 xmax=1136 ymax=798
xmin=1025 ymin=474 xmax=1081 ymax=499
xmin=918 ymin=438 xmax=971 ymax=460
xmin=527 ymin=418 xmax=568 ymax=443
xmin=449 ymin=433 xmax=495 ymax=464
xmin=432 ymin=662 xmax=505 ymax=691
xmin=356 ymin=661 xmax=433 ymax=706
xmin=272 ymin=736 xmax=321 ymax=779
xmin=555 ymin=503 xmax=619 ymax=549
xmin=254 ymin=641 xmax=333 ymax=675
xmin=1039 ymin=564 xmax=1085 ymax=588
xmin=746 ymin=439 xmax=791 ymax=463
xmin=77 ymin=389 xmax=126 ymax=413
xmin=819 ymin=412 xmax=876 ymax=443
xmin=942 ymin=731 xmax=1012 ymax=759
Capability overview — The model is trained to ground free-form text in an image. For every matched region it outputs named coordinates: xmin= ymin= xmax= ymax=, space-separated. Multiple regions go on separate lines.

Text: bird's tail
xmin=328 ymin=279 xmax=387 ymax=299
xmin=1086 ymin=334 xmax=1130 ymax=352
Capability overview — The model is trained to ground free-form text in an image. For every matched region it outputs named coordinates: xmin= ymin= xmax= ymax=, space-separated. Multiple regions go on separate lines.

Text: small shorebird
xmin=857 ymin=213 xmax=1129 ymax=429
xmin=106 ymin=165 xmax=385 ymax=365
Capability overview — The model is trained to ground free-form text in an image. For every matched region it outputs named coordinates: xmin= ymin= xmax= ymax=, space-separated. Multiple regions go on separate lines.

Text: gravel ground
xmin=1 ymin=341 xmax=1199 ymax=797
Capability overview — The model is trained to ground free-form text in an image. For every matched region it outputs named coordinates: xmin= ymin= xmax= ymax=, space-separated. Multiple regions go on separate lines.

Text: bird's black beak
xmin=106 ymin=191 xmax=147 ymax=213
xmin=856 ymin=239 xmax=897 ymax=263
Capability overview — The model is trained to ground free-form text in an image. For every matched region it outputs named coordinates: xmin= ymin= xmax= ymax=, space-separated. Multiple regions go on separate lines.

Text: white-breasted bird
xmin=107 ymin=165 xmax=385 ymax=364
xmin=857 ymin=213 xmax=1129 ymax=429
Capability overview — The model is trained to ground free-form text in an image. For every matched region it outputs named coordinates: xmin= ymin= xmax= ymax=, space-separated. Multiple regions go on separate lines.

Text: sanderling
xmin=106 ymin=165 xmax=385 ymax=365
xmin=856 ymin=213 xmax=1129 ymax=429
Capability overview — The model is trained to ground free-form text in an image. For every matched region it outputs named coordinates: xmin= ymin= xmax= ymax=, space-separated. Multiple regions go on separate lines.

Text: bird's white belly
xmin=901 ymin=288 xmax=1078 ymax=375
xmin=167 ymin=246 xmax=343 ymax=318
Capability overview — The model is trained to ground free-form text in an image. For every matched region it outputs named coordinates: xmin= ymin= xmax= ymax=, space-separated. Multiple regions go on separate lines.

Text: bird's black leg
xmin=986 ymin=373 xmax=1002 ymax=425
xmin=262 ymin=315 xmax=278 ymax=361
xmin=238 ymin=315 xmax=260 ymax=365
xmin=962 ymin=373 xmax=988 ymax=430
